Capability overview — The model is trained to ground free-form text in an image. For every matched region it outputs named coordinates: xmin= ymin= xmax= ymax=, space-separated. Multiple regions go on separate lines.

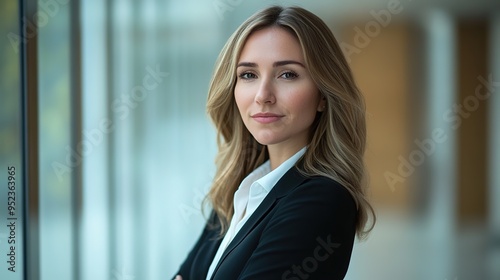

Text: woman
xmin=174 ymin=5 xmax=375 ymax=280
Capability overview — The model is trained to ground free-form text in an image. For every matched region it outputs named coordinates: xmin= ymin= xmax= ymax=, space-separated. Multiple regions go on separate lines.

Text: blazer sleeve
xmin=237 ymin=178 xmax=357 ymax=280
xmin=174 ymin=211 xmax=222 ymax=280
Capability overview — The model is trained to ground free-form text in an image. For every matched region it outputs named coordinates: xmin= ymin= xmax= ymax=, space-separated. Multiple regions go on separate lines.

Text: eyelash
xmin=237 ymin=71 xmax=299 ymax=80
xmin=280 ymin=71 xmax=299 ymax=80
xmin=238 ymin=72 xmax=257 ymax=80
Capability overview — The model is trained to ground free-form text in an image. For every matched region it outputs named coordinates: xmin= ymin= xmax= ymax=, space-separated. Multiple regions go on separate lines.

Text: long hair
xmin=205 ymin=5 xmax=375 ymax=239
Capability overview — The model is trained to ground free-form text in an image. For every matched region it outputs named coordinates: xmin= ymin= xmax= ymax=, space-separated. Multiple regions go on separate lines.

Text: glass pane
xmin=37 ymin=1 xmax=74 ymax=280
xmin=0 ymin=1 xmax=24 ymax=280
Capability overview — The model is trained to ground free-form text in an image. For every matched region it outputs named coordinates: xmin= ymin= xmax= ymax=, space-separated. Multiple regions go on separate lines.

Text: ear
xmin=317 ymin=97 xmax=327 ymax=112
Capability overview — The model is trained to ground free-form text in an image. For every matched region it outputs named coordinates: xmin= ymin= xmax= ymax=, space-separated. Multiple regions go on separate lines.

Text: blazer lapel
xmin=210 ymin=167 xmax=307 ymax=278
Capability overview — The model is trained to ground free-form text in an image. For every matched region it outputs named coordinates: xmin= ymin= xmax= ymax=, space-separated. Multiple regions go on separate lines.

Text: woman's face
xmin=235 ymin=27 xmax=324 ymax=155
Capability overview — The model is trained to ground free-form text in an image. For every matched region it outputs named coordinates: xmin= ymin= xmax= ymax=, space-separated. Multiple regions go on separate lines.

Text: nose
xmin=254 ymin=78 xmax=275 ymax=104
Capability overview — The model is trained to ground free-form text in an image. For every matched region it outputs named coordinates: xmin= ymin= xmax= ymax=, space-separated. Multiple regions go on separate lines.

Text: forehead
xmin=238 ymin=27 xmax=304 ymax=63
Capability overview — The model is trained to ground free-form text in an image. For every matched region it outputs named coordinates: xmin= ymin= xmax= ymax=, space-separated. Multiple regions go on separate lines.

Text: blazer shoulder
xmin=294 ymin=170 xmax=354 ymax=197
xmin=282 ymin=172 xmax=358 ymax=215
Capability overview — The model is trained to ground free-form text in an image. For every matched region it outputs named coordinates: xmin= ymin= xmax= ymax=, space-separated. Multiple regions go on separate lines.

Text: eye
xmin=279 ymin=71 xmax=299 ymax=80
xmin=238 ymin=72 xmax=257 ymax=80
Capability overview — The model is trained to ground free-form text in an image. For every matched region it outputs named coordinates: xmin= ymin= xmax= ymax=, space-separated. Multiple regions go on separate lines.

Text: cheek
xmin=287 ymin=87 xmax=320 ymax=117
xmin=234 ymin=88 xmax=247 ymax=117
xmin=234 ymin=85 xmax=253 ymax=112
xmin=234 ymin=85 xmax=243 ymax=107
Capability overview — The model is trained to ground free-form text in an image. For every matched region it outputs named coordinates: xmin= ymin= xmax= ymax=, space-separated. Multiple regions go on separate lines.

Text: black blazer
xmin=175 ymin=166 xmax=357 ymax=280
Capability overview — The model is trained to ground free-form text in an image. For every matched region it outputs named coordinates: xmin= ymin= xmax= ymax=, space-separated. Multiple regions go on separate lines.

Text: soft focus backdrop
xmin=0 ymin=0 xmax=499 ymax=279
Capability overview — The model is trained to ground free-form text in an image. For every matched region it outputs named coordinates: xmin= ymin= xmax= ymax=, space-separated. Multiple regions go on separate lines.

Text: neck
xmin=267 ymin=143 xmax=306 ymax=170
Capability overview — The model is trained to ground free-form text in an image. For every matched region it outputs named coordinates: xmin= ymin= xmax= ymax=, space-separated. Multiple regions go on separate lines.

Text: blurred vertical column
xmin=109 ymin=0 xmax=137 ymax=278
xmin=0 ymin=1 xmax=28 ymax=280
xmin=20 ymin=0 xmax=37 ymax=279
xmin=37 ymin=0 xmax=74 ymax=279
xmin=489 ymin=12 xmax=500 ymax=279
xmin=423 ymin=9 xmax=456 ymax=279
xmin=455 ymin=16 xmax=490 ymax=279
xmin=456 ymin=20 xmax=489 ymax=228
xmin=70 ymin=0 xmax=82 ymax=279
xmin=134 ymin=0 xmax=156 ymax=278
xmin=80 ymin=0 xmax=111 ymax=279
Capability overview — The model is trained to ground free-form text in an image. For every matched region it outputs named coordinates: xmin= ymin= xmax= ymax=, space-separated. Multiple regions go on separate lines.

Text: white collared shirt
xmin=205 ymin=147 xmax=306 ymax=279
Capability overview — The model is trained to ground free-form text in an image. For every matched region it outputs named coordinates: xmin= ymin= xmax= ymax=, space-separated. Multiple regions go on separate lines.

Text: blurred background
xmin=1 ymin=0 xmax=499 ymax=279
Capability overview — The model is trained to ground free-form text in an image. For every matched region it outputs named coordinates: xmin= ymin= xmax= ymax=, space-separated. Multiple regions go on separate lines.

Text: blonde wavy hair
xmin=205 ymin=5 xmax=375 ymax=239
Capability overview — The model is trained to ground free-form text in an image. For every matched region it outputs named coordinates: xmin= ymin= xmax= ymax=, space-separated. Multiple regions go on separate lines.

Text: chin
xmin=249 ymin=130 xmax=286 ymax=146
xmin=252 ymin=136 xmax=282 ymax=146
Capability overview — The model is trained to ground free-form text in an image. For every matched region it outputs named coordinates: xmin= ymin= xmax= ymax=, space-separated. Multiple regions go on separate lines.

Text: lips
xmin=251 ymin=112 xmax=284 ymax=124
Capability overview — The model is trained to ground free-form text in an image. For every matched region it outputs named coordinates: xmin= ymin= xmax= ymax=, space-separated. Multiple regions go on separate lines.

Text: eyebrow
xmin=237 ymin=60 xmax=305 ymax=68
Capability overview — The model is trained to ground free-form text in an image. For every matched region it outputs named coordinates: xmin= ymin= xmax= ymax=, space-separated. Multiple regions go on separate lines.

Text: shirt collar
xmin=254 ymin=146 xmax=307 ymax=194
